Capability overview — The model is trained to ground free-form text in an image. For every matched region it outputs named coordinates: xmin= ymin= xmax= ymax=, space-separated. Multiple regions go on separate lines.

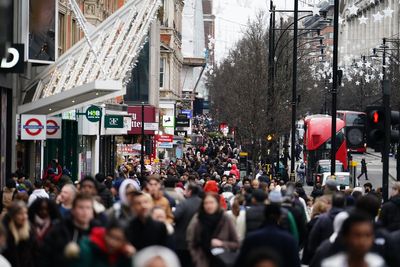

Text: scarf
xmin=8 ymin=220 xmax=30 ymax=245
xmin=34 ymin=215 xmax=51 ymax=239
xmin=197 ymin=210 xmax=223 ymax=252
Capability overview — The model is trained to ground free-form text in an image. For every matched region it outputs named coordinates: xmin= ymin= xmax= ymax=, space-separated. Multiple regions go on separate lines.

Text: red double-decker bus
xmin=303 ymin=115 xmax=348 ymax=185
xmin=337 ymin=110 xmax=366 ymax=153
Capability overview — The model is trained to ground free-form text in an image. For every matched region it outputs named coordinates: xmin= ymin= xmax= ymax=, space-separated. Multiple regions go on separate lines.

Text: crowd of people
xmin=1 ymin=115 xmax=400 ymax=267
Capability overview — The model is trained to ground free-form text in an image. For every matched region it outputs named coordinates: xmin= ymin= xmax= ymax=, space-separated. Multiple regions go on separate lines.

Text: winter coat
xmin=174 ymin=195 xmax=202 ymax=250
xmin=38 ymin=218 xmax=98 ymax=267
xmin=379 ymin=195 xmax=400 ymax=231
xmin=71 ymin=227 xmax=131 ymax=267
xmin=308 ymin=207 xmax=344 ymax=253
xmin=229 ymin=164 xmax=240 ymax=179
xmin=187 ymin=213 xmax=239 ymax=267
xmin=234 ymin=224 xmax=300 ymax=267
xmin=245 ymin=205 xmax=265 ymax=234
xmin=2 ymin=219 xmax=38 ymax=267
xmin=321 ymin=252 xmax=385 ymax=267
xmin=125 ymin=216 xmax=168 ymax=251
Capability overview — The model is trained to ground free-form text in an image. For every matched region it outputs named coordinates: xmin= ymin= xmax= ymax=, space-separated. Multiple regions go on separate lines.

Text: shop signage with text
xmin=105 ymin=115 xmax=124 ymax=128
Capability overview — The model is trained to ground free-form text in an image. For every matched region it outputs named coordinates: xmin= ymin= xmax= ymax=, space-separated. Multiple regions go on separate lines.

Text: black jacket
xmin=2 ymin=221 xmax=37 ymax=267
xmin=235 ymin=224 xmax=300 ymax=267
xmin=245 ymin=204 xmax=265 ymax=234
xmin=380 ymin=195 xmax=400 ymax=231
xmin=38 ymin=218 xmax=97 ymax=267
xmin=126 ymin=216 xmax=167 ymax=251
xmin=308 ymin=207 xmax=344 ymax=253
xmin=174 ymin=195 xmax=202 ymax=250
xmin=97 ymin=183 xmax=114 ymax=209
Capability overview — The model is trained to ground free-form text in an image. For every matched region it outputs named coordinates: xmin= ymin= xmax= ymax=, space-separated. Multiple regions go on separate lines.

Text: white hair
xmin=132 ymin=246 xmax=181 ymax=267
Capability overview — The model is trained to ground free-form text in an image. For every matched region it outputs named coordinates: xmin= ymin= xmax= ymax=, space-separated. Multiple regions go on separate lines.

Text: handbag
xmin=211 ymin=247 xmax=239 ymax=267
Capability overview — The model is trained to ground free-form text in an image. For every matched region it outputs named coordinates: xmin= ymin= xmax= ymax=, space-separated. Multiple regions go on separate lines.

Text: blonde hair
xmin=311 ymin=198 xmax=329 ymax=219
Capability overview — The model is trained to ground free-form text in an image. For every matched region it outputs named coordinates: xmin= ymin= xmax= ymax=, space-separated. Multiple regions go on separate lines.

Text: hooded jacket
xmin=229 ymin=164 xmax=240 ymax=179
xmin=71 ymin=227 xmax=131 ymax=267
xmin=379 ymin=195 xmax=400 ymax=231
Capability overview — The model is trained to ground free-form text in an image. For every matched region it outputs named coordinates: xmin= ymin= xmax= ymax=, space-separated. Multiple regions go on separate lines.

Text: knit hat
xmin=204 ymin=180 xmax=219 ymax=194
xmin=268 ymin=189 xmax=283 ymax=203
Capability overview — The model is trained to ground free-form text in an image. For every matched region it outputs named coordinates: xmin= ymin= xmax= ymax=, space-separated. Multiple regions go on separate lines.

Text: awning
xmin=18 ymin=80 xmax=123 ymax=115
xmin=19 ymin=0 xmax=161 ymax=115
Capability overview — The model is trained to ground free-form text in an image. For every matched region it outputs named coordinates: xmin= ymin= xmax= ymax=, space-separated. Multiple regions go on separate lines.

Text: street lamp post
xmin=290 ymin=0 xmax=299 ymax=178
xmin=330 ymin=0 xmax=339 ymax=176
xmin=140 ymin=102 xmax=145 ymax=185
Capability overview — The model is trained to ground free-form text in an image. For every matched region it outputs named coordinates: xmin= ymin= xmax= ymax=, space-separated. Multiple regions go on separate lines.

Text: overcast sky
xmin=214 ymin=0 xmax=319 ymax=62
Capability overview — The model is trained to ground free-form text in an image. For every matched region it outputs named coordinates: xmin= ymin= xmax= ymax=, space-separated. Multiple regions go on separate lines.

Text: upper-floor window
xmin=160 ymin=58 xmax=165 ymax=88
xmin=58 ymin=12 xmax=66 ymax=55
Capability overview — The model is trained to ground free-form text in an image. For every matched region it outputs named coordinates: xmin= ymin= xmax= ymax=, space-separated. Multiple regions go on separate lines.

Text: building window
xmin=72 ymin=19 xmax=79 ymax=45
xmin=328 ymin=32 xmax=334 ymax=39
xmin=58 ymin=12 xmax=65 ymax=55
xmin=160 ymin=58 xmax=165 ymax=88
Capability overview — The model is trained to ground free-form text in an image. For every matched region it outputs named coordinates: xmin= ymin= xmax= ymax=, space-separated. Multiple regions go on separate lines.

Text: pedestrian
xmin=0 ymin=223 xmax=11 ymax=267
xmin=106 ymin=179 xmax=138 ymax=224
xmin=57 ymin=184 xmax=78 ymax=218
xmin=321 ymin=212 xmax=385 ymax=267
xmin=235 ymin=202 xmax=300 ymax=267
xmin=94 ymin=173 xmax=114 ymax=209
xmin=39 ymin=193 xmax=98 ymax=267
xmin=308 ymin=192 xmax=346 ymax=254
xmin=71 ymin=220 xmax=135 ymax=267
xmin=187 ymin=192 xmax=239 ymax=267
xmin=145 ymin=175 xmax=174 ymax=223
xmin=27 ymin=179 xmax=49 ymax=207
xmin=245 ymin=189 xmax=268 ymax=234
xmin=28 ymin=198 xmax=61 ymax=243
xmin=296 ymin=161 xmax=306 ymax=185
xmin=133 ymin=246 xmax=181 ymax=267
xmin=379 ymin=182 xmax=400 ymax=231
xmin=357 ymin=158 xmax=368 ymax=180
xmin=174 ymin=184 xmax=202 ymax=267
xmin=2 ymin=201 xmax=37 ymax=267
xmin=0 ymin=179 xmax=17 ymax=217
xmin=125 ymin=191 xmax=168 ymax=251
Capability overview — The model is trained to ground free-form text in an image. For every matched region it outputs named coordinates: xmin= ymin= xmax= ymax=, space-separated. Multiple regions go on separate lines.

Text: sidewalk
xmin=389 ymin=156 xmax=397 ymax=181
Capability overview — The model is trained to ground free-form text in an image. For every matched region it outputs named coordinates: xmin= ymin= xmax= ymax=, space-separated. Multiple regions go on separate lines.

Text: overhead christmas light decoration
xmin=372 ymin=11 xmax=384 ymax=22
xmin=348 ymin=4 xmax=359 ymax=16
xmin=358 ymin=15 xmax=368 ymax=24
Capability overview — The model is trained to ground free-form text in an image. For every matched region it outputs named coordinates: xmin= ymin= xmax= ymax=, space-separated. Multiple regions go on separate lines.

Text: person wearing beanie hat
xmin=203 ymin=180 xmax=227 ymax=210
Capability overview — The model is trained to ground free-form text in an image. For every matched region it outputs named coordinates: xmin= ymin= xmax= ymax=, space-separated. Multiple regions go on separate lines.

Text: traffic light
xmin=365 ymin=106 xmax=384 ymax=149
xmin=365 ymin=106 xmax=400 ymax=149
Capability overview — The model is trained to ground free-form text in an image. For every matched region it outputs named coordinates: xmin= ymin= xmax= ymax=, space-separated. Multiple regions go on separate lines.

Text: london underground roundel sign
xmin=46 ymin=117 xmax=62 ymax=139
xmin=21 ymin=115 xmax=47 ymax=140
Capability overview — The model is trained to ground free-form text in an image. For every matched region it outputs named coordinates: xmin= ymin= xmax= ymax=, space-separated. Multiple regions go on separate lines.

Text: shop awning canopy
xmin=18 ymin=80 xmax=123 ymax=115
xmin=18 ymin=0 xmax=161 ymax=115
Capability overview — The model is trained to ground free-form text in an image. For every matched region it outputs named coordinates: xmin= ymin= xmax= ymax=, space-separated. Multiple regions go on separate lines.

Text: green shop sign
xmin=86 ymin=106 xmax=102 ymax=122
xmin=105 ymin=115 xmax=124 ymax=128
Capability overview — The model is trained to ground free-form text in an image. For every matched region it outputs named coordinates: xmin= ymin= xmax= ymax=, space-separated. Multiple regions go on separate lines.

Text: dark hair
xmin=332 ymin=192 xmax=346 ymax=208
xmin=340 ymin=211 xmax=373 ymax=237
xmin=28 ymin=198 xmax=61 ymax=222
xmin=244 ymin=247 xmax=281 ymax=267
xmin=252 ymin=189 xmax=267 ymax=203
xmin=95 ymin=173 xmax=106 ymax=183
xmin=264 ymin=203 xmax=281 ymax=224
xmin=72 ymin=193 xmax=93 ymax=209
xmin=164 ymin=176 xmax=178 ymax=188
xmin=5 ymin=179 xmax=16 ymax=189
xmin=34 ymin=179 xmax=43 ymax=188
xmin=355 ymin=194 xmax=380 ymax=219
xmin=80 ymin=176 xmax=98 ymax=191
xmin=106 ymin=219 xmax=127 ymax=233
xmin=187 ymin=183 xmax=201 ymax=196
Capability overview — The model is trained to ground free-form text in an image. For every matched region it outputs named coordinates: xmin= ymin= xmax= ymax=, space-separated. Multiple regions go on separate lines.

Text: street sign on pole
xmin=21 ymin=114 xmax=46 ymax=140
xmin=46 ymin=117 xmax=62 ymax=139
xmin=86 ymin=105 xmax=102 ymax=122
xmin=144 ymin=122 xmax=159 ymax=131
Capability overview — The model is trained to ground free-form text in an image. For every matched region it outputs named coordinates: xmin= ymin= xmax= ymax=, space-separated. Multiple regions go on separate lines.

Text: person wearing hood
xmin=379 ymin=182 xmax=400 ymax=231
xmin=71 ymin=221 xmax=134 ymax=267
xmin=203 ymin=180 xmax=227 ymax=210
xmin=230 ymin=164 xmax=240 ymax=180
xmin=106 ymin=179 xmax=139 ymax=224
